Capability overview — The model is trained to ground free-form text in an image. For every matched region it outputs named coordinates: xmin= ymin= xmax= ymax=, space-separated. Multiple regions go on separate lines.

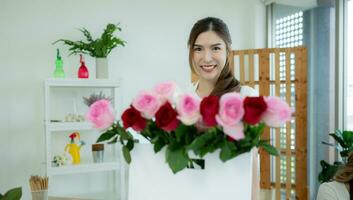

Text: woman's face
xmin=192 ymin=30 xmax=227 ymax=82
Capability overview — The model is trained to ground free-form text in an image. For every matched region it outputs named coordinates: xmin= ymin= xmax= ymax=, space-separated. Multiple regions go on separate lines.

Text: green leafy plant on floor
xmin=54 ymin=23 xmax=126 ymax=58
xmin=0 ymin=187 xmax=22 ymax=200
xmin=318 ymin=129 xmax=353 ymax=183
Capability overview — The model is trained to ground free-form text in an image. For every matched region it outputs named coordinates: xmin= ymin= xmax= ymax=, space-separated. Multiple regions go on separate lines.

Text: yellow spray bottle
xmin=64 ymin=132 xmax=85 ymax=164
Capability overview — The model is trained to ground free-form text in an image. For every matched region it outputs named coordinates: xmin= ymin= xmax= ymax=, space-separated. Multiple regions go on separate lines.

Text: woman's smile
xmin=200 ymin=64 xmax=217 ymax=72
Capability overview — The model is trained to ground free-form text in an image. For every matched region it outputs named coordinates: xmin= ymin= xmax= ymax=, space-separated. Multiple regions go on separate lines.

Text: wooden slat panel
xmin=229 ymin=50 xmax=235 ymax=73
xmin=285 ymin=50 xmax=292 ymax=199
xmin=239 ymin=53 xmax=245 ymax=83
xmin=228 ymin=47 xmax=308 ymax=200
xmin=232 ymin=46 xmax=306 ymax=55
xmin=259 ymin=52 xmax=271 ymax=189
xmin=295 ymin=48 xmax=308 ymax=200
xmin=242 ymin=80 xmax=297 ymax=85
xmin=271 ymin=182 xmax=297 ymax=188
xmin=274 ymin=49 xmax=281 ymax=200
xmin=249 ymin=53 xmax=255 ymax=87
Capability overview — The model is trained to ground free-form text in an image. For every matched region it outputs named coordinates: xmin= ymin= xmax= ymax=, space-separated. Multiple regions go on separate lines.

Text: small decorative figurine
xmin=53 ymin=49 xmax=65 ymax=78
xmin=78 ymin=54 xmax=89 ymax=79
xmin=64 ymin=132 xmax=85 ymax=164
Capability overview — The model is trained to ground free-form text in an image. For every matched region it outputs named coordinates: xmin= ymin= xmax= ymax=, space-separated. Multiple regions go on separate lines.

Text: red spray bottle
xmin=78 ymin=54 xmax=89 ymax=79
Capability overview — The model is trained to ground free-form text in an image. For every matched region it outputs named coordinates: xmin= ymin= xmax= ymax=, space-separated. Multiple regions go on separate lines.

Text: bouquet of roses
xmin=86 ymin=81 xmax=292 ymax=173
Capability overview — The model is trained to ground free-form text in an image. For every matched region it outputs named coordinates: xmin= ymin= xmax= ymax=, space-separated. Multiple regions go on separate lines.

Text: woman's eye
xmin=212 ymin=47 xmax=221 ymax=51
xmin=194 ymin=47 xmax=202 ymax=51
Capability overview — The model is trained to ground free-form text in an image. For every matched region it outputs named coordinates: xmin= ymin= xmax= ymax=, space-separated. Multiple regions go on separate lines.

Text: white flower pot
xmin=128 ymin=143 xmax=253 ymax=200
xmin=96 ymin=57 xmax=108 ymax=79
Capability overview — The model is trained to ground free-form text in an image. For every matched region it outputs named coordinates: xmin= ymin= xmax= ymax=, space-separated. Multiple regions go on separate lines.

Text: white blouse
xmin=187 ymin=81 xmax=258 ymax=98
xmin=317 ymin=181 xmax=349 ymax=200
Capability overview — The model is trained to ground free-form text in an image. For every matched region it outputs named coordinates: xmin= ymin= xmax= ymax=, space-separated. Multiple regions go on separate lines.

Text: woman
xmin=187 ymin=17 xmax=256 ymax=98
xmin=317 ymin=152 xmax=353 ymax=200
xmin=187 ymin=17 xmax=259 ymax=200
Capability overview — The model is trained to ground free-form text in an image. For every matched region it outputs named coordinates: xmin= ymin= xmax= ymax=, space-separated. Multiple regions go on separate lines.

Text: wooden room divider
xmin=191 ymin=47 xmax=308 ymax=200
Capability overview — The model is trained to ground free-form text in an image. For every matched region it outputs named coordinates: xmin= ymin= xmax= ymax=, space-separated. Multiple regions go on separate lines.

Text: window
xmin=274 ymin=11 xmax=303 ymax=199
xmin=346 ymin=0 xmax=353 ymax=130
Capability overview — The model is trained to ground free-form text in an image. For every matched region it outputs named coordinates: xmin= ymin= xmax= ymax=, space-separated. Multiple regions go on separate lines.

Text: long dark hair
xmin=187 ymin=17 xmax=241 ymax=96
xmin=334 ymin=152 xmax=353 ymax=183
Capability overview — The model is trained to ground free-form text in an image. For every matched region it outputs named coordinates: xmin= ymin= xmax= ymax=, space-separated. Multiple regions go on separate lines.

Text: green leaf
xmin=259 ymin=142 xmax=279 ymax=156
xmin=122 ymin=146 xmax=131 ymax=164
xmin=80 ymin=28 xmax=93 ymax=42
xmin=166 ymin=147 xmax=189 ymax=174
xmin=342 ymin=131 xmax=353 ymax=146
xmin=220 ymin=141 xmax=237 ymax=162
xmin=329 ymin=133 xmax=348 ymax=148
xmin=126 ymin=139 xmax=134 ymax=151
xmin=247 ymin=123 xmax=265 ymax=138
xmin=96 ymin=130 xmax=117 ymax=143
xmin=188 ymin=131 xmax=215 ymax=152
xmin=120 ymin=129 xmax=131 ymax=140
xmin=318 ymin=160 xmax=343 ymax=183
xmin=3 ymin=187 xmax=22 ymax=200
xmin=107 ymin=136 xmax=118 ymax=144
xmin=153 ymin=137 xmax=166 ymax=153
xmin=175 ymin=124 xmax=188 ymax=142
xmin=340 ymin=150 xmax=350 ymax=158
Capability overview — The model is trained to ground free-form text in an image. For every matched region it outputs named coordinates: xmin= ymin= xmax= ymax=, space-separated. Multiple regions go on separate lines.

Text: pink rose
xmin=153 ymin=81 xmax=177 ymax=103
xmin=176 ymin=94 xmax=201 ymax=125
xmin=222 ymin=123 xmax=244 ymax=140
xmin=86 ymin=99 xmax=115 ymax=130
xmin=132 ymin=91 xmax=161 ymax=119
xmin=215 ymin=93 xmax=245 ymax=140
xmin=262 ymin=96 xmax=292 ymax=127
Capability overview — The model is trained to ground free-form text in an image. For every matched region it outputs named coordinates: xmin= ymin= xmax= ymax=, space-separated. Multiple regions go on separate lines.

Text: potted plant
xmin=318 ymin=129 xmax=353 ymax=183
xmin=54 ymin=23 xmax=126 ymax=79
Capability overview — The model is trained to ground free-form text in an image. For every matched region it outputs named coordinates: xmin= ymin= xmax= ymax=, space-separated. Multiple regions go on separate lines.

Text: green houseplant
xmin=54 ymin=23 xmax=126 ymax=79
xmin=0 ymin=187 xmax=22 ymax=200
xmin=318 ymin=129 xmax=353 ymax=183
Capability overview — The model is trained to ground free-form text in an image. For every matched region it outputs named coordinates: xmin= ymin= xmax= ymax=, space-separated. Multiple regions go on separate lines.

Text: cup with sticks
xmin=29 ymin=175 xmax=48 ymax=200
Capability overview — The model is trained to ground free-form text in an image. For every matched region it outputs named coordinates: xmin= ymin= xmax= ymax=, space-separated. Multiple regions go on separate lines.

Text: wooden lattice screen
xmin=191 ymin=47 xmax=308 ymax=200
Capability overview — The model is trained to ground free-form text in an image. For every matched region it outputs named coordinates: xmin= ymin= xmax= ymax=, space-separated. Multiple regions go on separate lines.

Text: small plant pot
xmin=92 ymin=143 xmax=104 ymax=163
xmin=96 ymin=58 xmax=108 ymax=79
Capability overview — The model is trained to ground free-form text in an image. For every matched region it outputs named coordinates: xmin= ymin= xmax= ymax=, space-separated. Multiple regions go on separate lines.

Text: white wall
xmin=0 ymin=0 xmax=265 ymax=198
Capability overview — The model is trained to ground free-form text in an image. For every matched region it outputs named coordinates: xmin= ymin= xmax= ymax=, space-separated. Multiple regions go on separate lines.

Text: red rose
xmin=200 ymin=95 xmax=220 ymax=127
xmin=155 ymin=102 xmax=179 ymax=131
xmin=121 ymin=106 xmax=147 ymax=131
xmin=243 ymin=96 xmax=267 ymax=125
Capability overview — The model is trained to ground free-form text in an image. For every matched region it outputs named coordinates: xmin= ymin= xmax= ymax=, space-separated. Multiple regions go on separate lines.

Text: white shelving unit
xmin=48 ymin=161 xmax=121 ymax=176
xmin=44 ymin=78 xmax=125 ymax=200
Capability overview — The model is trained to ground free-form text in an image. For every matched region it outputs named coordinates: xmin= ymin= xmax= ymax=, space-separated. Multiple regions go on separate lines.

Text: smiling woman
xmin=187 ymin=17 xmax=259 ymax=199
xmin=192 ymin=31 xmax=227 ymax=83
xmin=187 ymin=17 xmax=243 ymax=98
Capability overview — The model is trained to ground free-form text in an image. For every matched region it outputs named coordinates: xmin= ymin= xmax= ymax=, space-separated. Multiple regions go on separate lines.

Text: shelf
xmin=47 ymin=122 xmax=93 ymax=131
xmin=48 ymin=162 xmax=120 ymax=176
xmin=44 ymin=78 xmax=123 ymax=200
xmin=45 ymin=78 xmax=120 ymax=88
xmin=49 ymin=191 xmax=120 ymax=200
